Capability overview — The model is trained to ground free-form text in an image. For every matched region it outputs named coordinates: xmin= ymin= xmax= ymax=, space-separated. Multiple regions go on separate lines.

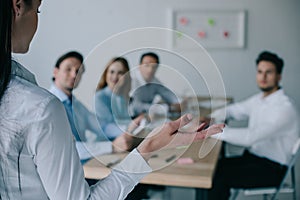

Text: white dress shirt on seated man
xmin=211 ymin=89 xmax=300 ymax=165
xmin=49 ymin=84 xmax=112 ymax=161
xmin=130 ymin=69 xmax=179 ymax=116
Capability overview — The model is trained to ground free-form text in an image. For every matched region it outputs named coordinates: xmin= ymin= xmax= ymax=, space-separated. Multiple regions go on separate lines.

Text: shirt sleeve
xmin=73 ymin=99 xmax=105 ymax=141
xmin=157 ymin=84 xmax=179 ymax=104
xmin=95 ymin=92 xmax=124 ymax=139
xmin=129 ymin=97 xmax=152 ymax=116
xmin=75 ymin=141 xmax=112 ymax=160
xmin=104 ymin=123 xmax=123 ymax=139
xmin=28 ymin=97 xmax=151 ymax=200
xmin=211 ymin=97 xmax=252 ymax=122
xmin=95 ymin=92 xmax=114 ymax=126
xmin=212 ymin=100 xmax=296 ymax=147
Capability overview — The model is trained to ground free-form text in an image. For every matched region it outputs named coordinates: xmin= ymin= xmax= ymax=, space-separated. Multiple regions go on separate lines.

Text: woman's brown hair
xmin=96 ymin=57 xmax=130 ymax=91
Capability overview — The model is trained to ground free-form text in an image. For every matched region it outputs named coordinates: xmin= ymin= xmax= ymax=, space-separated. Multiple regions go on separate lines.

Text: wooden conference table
xmin=83 ymin=137 xmax=222 ymax=199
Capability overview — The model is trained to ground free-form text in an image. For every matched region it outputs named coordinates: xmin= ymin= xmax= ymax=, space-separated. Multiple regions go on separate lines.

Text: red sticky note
xmin=223 ymin=31 xmax=229 ymax=38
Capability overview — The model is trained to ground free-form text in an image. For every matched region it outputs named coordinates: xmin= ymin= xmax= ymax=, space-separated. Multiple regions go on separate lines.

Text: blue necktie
xmin=63 ymin=98 xmax=90 ymax=164
xmin=63 ymin=97 xmax=81 ymax=141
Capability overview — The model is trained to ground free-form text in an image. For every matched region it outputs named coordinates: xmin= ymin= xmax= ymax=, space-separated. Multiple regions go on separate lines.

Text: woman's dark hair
xmin=0 ymin=0 xmax=32 ymax=103
xmin=0 ymin=0 xmax=12 ymax=104
xmin=96 ymin=57 xmax=130 ymax=91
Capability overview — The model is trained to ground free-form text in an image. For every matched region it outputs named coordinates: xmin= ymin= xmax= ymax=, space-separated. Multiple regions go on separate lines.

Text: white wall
xmin=14 ymin=0 xmax=300 ymax=113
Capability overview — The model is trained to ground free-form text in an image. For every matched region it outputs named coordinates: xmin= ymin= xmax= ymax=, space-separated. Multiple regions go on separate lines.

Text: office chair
xmin=230 ymin=137 xmax=300 ymax=200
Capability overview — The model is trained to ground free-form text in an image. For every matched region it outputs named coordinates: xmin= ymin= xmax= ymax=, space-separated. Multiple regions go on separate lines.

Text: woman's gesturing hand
xmin=137 ymin=114 xmax=225 ymax=160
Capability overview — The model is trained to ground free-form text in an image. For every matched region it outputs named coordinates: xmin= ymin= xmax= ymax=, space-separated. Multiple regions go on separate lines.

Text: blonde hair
xmin=96 ymin=57 xmax=131 ymax=97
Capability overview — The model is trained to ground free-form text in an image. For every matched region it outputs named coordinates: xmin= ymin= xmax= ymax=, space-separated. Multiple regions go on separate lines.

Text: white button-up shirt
xmin=0 ymin=60 xmax=151 ymax=199
xmin=49 ymin=85 xmax=114 ymax=161
xmin=49 ymin=84 xmax=102 ymax=142
xmin=211 ymin=89 xmax=300 ymax=165
xmin=130 ymin=69 xmax=179 ymax=116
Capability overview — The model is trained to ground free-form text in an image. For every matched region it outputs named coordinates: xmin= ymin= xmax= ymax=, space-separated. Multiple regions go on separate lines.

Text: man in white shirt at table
xmin=129 ymin=52 xmax=181 ymax=117
xmin=49 ymin=51 xmax=135 ymax=164
xmin=207 ymin=51 xmax=300 ymax=200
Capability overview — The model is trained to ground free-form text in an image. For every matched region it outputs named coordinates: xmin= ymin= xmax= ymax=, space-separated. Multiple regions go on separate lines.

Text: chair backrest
xmin=292 ymin=138 xmax=300 ymax=156
xmin=231 ymin=138 xmax=300 ymax=200
xmin=270 ymin=137 xmax=300 ymax=200
xmin=287 ymin=137 xmax=300 ymax=171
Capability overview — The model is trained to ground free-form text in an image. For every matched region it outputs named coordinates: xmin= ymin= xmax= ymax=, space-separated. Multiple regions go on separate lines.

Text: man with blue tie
xmin=49 ymin=51 xmax=135 ymax=164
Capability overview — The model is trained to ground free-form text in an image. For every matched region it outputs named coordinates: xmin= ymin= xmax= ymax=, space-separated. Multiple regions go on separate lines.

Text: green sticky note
xmin=176 ymin=31 xmax=183 ymax=38
xmin=208 ymin=18 xmax=215 ymax=26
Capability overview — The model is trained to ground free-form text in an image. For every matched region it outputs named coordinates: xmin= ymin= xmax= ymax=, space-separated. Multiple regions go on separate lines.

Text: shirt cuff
xmin=75 ymin=141 xmax=113 ymax=160
xmin=113 ymin=148 xmax=152 ymax=177
xmin=210 ymin=132 xmax=224 ymax=140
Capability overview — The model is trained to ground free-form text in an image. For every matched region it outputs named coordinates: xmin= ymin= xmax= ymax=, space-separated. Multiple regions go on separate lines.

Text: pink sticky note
xmin=198 ymin=31 xmax=206 ymax=38
xmin=176 ymin=157 xmax=194 ymax=165
xmin=179 ymin=17 xmax=188 ymax=26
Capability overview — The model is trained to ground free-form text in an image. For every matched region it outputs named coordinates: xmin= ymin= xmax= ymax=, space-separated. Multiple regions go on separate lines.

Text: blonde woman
xmin=95 ymin=57 xmax=141 ymax=140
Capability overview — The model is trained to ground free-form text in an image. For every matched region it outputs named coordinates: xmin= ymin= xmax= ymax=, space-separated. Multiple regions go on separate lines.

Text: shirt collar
xmin=11 ymin=60 xmax=37 ymax=85
xmin=103 ymin=86 xmax=113 ymax=95
xmin=135 ymin=68 xmax=160 ymax=85
xmin=103 ymin=86 xmax=123 ymax=99
xmin=259 ymin=88 xmax=284 ymax=102
xmin=49 ymin=84 xmax=71 ymax=103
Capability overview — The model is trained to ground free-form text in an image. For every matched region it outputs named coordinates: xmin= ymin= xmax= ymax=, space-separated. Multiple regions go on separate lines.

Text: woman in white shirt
xmin=0 ymin=0 xmax=224 ymax=199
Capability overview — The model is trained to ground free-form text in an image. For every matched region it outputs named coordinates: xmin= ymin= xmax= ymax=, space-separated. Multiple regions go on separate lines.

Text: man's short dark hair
xmin=55 ymin=51 xmax=83 ymax=68
xmin=140 ymin=52 xmax=160 ymax=65
xmin=256 ymin=51 xmax=284 ymax=74
xmin=52 ymin=51 xmax=83 ymax=81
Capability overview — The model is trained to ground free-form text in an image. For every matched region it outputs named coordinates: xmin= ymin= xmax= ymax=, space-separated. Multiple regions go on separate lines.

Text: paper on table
xmin=132 ymin=118 xmax=148 ymax=135
xmin=198 ymin=99 xmax=228 ymax=109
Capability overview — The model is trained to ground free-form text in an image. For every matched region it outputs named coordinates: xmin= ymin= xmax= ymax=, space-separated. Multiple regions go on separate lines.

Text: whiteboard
xmin=169 ymin=9 xmax=246 ymax=49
